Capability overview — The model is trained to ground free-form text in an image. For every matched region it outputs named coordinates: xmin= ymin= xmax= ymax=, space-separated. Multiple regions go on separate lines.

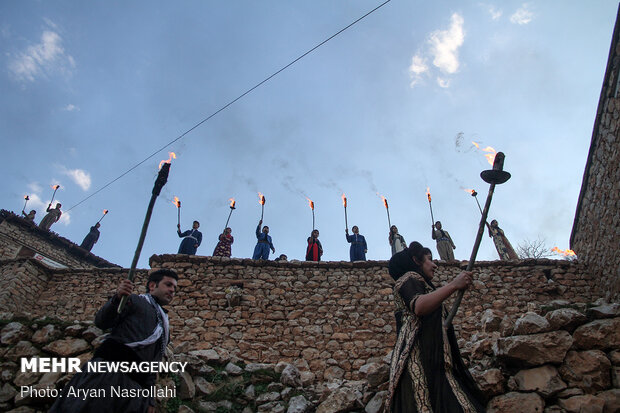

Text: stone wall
xmin=3 ymin=254 xmax=604 ymax=382
xmin=0 ymin=210 xmax=117 ymax=269
xmin=0 ymin=259 xmax=50 ymax=314
xmin=0 ymin=302 xmax=618 ymax=413
xmin=571 ymin=7 xmax=620 ymax=302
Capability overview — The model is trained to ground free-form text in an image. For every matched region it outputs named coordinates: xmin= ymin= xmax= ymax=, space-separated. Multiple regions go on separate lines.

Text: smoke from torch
xmin=258 ymin=192 xmax=265 ymax=220
xmin=341 ymin=193 xmax=348 ymax=231
xmin=173 ymin=196 xmax=181 ymax=226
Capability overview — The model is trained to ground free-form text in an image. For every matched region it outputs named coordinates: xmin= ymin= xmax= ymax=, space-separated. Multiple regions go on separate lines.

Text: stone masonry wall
xmin=4 ymin=255 xmax=603 ymax=382
xmin=1 ymin=301 xmax=618 ymax=412
xmin=571 ymin=7 xmax=620 ymax=302
xmin=0 ymin=259 xmax=50 ymax=314
xmin=0 ymin=212 xmax=115 ymax=269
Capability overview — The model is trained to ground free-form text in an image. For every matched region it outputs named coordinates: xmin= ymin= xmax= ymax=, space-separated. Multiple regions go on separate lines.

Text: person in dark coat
xmin=177 ymin=221 xmax=202 ymax=255
xmin=345 ymin=225 xmax=367 ymax=261
xmin=80 ymin=223 xmax=101 ymax=252
xmin=48 ymin=269 xmax=179 ymax=413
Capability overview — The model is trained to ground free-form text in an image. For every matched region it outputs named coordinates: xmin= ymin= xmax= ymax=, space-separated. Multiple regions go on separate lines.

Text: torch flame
xmin=463 ymin=188 xmax=475 ymax=195
xmin=425 ymin=187 xmax=431 ymax=202
xmin=472 ymin=141 xmax=497 ymax=166
xmin=24 ymin=195 xmax=29 ymax=200
xmin=103 ymin=209 xmax=109 ymax=215
xmin=158 ymin=152 xmax=177 ymax=169
xmin=305 ymin=197 xmax=314 ymax=210
xmin=172 ymin=196 xmax=181 ymax=208
xmin=551 ymin=247 xmax=577 ymax=257
xmin=229 ymin=198 xmax=236 ymax=208
xmin=341 ymin=193 xmax=347 ymax=208
xmin=51 ymin=184 xmax=60 ymax=190
xmin=376 ymin=193 xmax=388 ymax=209
xmin=258 ymin=192 xmax=265 ymax=205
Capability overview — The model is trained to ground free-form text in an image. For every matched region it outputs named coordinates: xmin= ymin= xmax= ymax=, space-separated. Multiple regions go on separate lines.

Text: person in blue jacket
xmin=252 ymin=220 xmax=275 ymax=259
xmin=177 ymin=221 xmax=202 ymax=255
xmin=346 ymin=225 xmax=367 ymax=261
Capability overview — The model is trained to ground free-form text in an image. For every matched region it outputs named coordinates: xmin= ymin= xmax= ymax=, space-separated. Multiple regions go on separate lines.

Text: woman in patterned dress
xmin=385 ymin=242 xmax=486 ymax=413
xmin=213 ymin=227 xmax=234 ymax=257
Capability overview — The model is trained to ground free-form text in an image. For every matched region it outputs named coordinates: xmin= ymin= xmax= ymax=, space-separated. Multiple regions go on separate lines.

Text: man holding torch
xmin=177 ymin=221 xmax=202 ymax=255
xmin=345 ymin=226 xmax=367 ymax=261
xmin=49 ymin=269 xmax=178 ymax=413
xmin=431 ymin=220 xmax=456 ymax=261
xmin=38 ymin=203 xmax=62 ymax=231
xmin=252 ymin=220 xmax=275 ymax=260
xmin=80 ymin=223 xmax=101 ymax=252
xmin=22 ymin=209 xmax=36 ymax=222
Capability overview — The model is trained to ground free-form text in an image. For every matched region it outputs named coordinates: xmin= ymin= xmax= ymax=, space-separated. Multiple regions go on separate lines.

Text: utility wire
xmin=67 ymin=0 xmax=391 ymax=212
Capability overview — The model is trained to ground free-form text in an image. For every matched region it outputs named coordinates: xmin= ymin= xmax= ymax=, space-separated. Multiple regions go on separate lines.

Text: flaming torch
xmin=464 ymin=188 xmax=484 ymax=215
xmin=377 ymin=194 xmax=391 ymax=229
xmin=445 ymin=151 xmax=511 ymax=327
xmin=97 ymin=209 xmax=109 ymax=224
xmin=50 ymin=184 xmax=60 ymax=205
xmin=172 ymin=196 xmax=181 ymax=226
xmin=258 ymin=192 xmax=265 ymax=221
xmin=425 ymin=187 xmax=435 ymax=225
xmin=23 ymin=195 xmax=30 ymax=211
xmin=342 ymin=193 xmax=348 ymax=231
xmin=306 ymin=197 xmax=315 ymax=231
xmin=472 ymin=141 xmax=497 ymax=166
xmin=224 ymin=198 xmax=236 ymax=230
xmin=118 ymin=154 xmax=173 ymax=313
xmin=551 ymin=247 xmax=577 ymax=258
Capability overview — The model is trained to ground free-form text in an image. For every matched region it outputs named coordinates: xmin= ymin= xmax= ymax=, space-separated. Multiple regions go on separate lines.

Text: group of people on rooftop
xmin=176 ymin=216 xmax=518 ymax=263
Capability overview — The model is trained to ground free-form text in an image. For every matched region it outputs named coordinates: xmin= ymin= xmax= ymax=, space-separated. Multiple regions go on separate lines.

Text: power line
xmin=67 ymin=0 xmax=391 ymax=212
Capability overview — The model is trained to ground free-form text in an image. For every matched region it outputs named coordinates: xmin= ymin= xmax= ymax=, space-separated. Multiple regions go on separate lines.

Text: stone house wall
xmin=0 ymin=210 xmax=117 ymax=269
xmin=571 ymin=7 xmax=620 ymax=302
xmin=2 ymin=254 xmax=603 ymax=381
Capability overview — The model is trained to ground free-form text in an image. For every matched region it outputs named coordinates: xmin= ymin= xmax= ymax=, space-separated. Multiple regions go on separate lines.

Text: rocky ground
xmin=0 ymin=299 xmax=619 ymax=412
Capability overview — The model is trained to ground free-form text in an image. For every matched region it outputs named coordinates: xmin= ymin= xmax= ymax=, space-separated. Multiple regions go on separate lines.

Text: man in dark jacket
xmin=49 ymin=269 xmax=178 ymax=413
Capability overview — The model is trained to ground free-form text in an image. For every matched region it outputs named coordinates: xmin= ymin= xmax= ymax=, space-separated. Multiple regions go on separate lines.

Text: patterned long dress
xmin=213 ymin=233 xmax=234 ymax=257
xmin=385 ymin=271 xmax=486 ymax=413
xmin=488 ymin=226 xmax=518 ymax=260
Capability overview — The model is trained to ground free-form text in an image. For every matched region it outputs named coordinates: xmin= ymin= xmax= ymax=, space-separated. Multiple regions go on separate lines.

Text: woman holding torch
xmin=389 ymin=225 xmax=407 ymax=256
xmin=213 ymin=227 xmax=234 ymax=258
xmin=385 ymin=241 xmax=485 ymax=412
xmin=305 ymin=229 xmax=323 ymax=261
xmin=487 ymin=219 xmax=518 ymax=260
xmin=39 ymin=203 xmax=62 ymax=231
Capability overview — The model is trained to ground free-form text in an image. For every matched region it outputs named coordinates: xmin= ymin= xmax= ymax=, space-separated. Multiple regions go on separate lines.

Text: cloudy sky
xmin=2 ymin=1 xmax=617 ymax=267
